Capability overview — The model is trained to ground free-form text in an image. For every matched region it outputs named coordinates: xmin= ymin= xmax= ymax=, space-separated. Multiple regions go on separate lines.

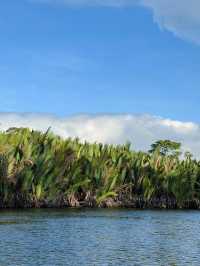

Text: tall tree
xmin=149 ymin=140 xmax=181 ymax=157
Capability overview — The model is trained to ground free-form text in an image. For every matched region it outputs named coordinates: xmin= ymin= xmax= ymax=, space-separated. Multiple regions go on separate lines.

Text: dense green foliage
xmin=0 ymin=128 xmax=199 ymax=209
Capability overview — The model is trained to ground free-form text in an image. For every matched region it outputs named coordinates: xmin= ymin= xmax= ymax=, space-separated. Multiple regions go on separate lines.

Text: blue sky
xmin=1 ymin=0 xmax=200 ymax=122
xmin=1 ymin=0 xmax=200 ymax=156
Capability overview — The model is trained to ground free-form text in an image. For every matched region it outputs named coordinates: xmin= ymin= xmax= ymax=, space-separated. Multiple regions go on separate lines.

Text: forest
xmin=0 ymin=127 xmax=199 ymax=209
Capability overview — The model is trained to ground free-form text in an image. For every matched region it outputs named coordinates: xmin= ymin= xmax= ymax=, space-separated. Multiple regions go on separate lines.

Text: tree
xmin=149 ymin=140 xmax=181 ymax=157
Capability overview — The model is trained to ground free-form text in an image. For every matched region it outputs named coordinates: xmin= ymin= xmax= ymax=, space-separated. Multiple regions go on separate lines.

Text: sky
xmin=0 ymin=0 xmax=200 ymax=156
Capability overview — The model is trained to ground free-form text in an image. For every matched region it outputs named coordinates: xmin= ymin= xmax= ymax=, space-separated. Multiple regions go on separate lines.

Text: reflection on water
xmin=0 ymin=209 xmax=199 ymax=265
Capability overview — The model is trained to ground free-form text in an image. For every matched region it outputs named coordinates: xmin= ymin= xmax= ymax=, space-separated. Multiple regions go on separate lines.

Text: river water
xmin=0 ymin=209 xmax=199 ymax=265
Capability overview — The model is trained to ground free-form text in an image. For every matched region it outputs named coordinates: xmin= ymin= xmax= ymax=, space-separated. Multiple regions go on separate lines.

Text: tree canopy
xmin=149 ymin=140 xmax=181 ymax=157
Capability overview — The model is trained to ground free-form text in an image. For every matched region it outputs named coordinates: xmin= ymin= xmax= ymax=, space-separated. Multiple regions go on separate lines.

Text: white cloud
xmin=0 ymin=113 xmax=200 ymax=158
xmin=141 ymin=0 xmax=200 ymax=45
xmin=29 ymin=0 xmax=200 ymax=45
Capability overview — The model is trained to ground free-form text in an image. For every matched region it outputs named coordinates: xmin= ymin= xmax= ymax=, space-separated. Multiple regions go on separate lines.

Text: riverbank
xmin=1 ymin=195 xmax=200 ymax=209
xmin=0 ymin=128 xmax=199 ymax=210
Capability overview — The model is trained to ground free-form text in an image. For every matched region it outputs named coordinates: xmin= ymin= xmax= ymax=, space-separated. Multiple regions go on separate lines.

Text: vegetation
xmin=0 ymin=127 xmax=199 ymax=209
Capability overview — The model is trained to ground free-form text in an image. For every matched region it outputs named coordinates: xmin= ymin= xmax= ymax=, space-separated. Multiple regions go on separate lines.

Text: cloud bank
xmin=30 ymin=0 xmax=200 ymax=45
xmin=0 ymin=113 xmax=200 ymax=158
xmin=141 ymin=0 xmax=200 ymax=45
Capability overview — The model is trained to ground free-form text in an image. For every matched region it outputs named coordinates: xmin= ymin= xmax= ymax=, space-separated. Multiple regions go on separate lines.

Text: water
xmin=0 ymin=209 xmax=199 ymax=266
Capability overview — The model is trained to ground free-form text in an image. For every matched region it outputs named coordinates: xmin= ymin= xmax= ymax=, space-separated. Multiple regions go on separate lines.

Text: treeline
xmin=0 ymin=128 xmax=199 ymax=209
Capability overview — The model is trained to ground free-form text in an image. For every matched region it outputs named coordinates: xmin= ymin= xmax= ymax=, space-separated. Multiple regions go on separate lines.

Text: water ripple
xmin=0 ymin=209 xmax=199 ymax=265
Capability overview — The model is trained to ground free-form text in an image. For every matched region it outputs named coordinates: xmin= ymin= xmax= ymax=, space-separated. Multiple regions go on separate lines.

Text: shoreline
xmin=0 ymin=129 xmax=200 ymax=212
xmin=0 ymin=197 xmax=200 ymax=210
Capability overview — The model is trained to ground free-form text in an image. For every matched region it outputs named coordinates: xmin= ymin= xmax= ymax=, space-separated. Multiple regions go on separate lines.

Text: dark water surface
xmin=0 ymin=209 xmax=199 ymax=265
